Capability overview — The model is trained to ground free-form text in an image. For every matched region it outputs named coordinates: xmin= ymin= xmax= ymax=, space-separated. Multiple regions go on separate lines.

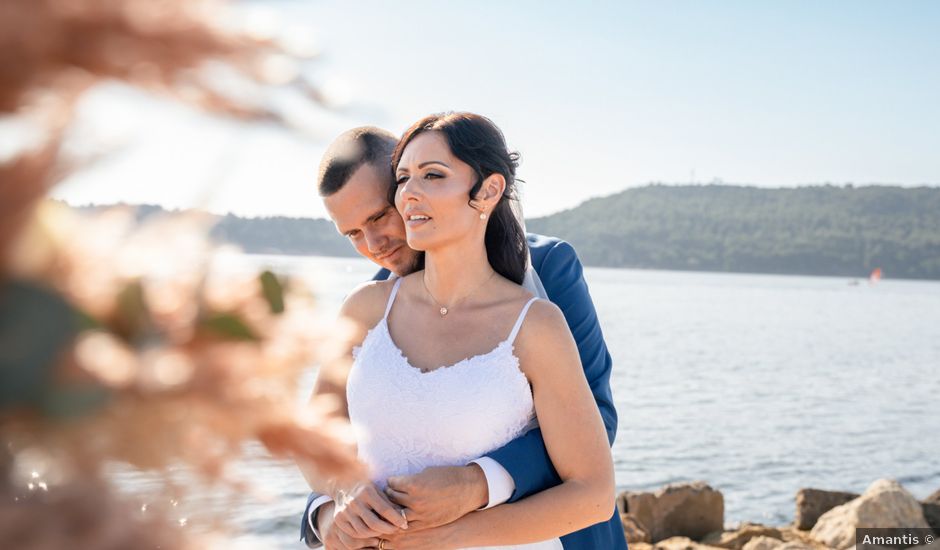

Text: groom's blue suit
xmin=301 ymin=234 xmax=627 ymax=549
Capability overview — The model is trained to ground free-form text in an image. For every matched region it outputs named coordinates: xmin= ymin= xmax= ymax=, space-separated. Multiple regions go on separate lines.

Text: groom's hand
xmin=384 ymin=465 xmax=488 ymax=530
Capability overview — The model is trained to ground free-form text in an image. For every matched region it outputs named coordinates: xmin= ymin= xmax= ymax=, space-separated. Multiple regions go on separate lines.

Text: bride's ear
xmin=475 ymin=173 xmax=506 ymax=211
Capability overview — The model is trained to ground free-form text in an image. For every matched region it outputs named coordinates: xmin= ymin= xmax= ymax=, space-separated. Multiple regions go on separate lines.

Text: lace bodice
xmin=346 ymin=278 xmax=540 ymax=486
xmin=345 ymin=278 xmax=563 ymax=549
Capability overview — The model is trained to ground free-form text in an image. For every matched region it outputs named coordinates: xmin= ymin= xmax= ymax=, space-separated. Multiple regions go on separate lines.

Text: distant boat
xmin=869 ymin=268 xmax=883 ymax=284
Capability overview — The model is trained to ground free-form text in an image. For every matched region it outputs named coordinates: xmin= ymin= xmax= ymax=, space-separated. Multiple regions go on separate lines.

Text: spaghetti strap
xmin=507 ymin=296 xmax=540 ymax=344
xmin=383 ymin=278 xmax=403 ymax=320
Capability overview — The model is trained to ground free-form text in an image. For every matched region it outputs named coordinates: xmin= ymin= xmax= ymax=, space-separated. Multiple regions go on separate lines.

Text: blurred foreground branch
xmin=1 ymin=1 xmax=361 ymax=548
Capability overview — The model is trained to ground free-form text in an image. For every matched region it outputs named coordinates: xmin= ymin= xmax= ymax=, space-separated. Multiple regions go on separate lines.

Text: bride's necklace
xmin=422 ymin=271 xmax=496 ymax=318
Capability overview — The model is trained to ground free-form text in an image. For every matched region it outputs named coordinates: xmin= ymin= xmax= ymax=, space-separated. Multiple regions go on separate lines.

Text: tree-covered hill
xmin=65 ymin=184 xmax=940 ymax=280
xmin=67 ymin=202 xmax=356 ymax=258
xmin=527 ymin=184 xmax=940 ymax=279
xmin=210 ymin=213 xmax=353 ymax=257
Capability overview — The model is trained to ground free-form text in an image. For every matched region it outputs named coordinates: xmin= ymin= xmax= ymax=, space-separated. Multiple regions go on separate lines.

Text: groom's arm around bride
xmin=298 ymin=126 xmax=623 ymax=549
xmin=303 ymin=236 xmax=623 ymax=549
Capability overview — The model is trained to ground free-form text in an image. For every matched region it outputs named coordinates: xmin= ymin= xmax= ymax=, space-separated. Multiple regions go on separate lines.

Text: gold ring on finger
xmin=379 ymin=540 xmax=387 ymax=550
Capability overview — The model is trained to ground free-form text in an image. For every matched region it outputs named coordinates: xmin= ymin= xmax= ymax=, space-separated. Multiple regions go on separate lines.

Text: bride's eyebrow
xmin=417 ymin=161 xmax=450 ymax=169
xmin=396 ymin=160 xmax=450 ymax=174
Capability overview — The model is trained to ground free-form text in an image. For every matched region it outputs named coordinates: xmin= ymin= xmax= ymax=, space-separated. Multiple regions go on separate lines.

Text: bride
xmin=310 ymin=112 xmax=615 ymax=549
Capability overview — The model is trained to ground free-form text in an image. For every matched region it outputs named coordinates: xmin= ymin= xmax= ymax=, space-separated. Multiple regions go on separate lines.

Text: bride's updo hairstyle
xmin=390 ymin=112 xmax=528 ymax=285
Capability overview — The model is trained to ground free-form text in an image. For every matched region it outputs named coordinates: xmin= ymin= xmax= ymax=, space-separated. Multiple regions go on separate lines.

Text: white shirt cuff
xmin=306 ymin=495 xmax=334 ymax=544
xmin=470 ymin=457 xmax=515 ymax=509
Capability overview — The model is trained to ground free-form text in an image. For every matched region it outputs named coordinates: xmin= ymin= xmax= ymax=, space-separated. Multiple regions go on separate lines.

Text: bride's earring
xmin=479 ymin=211 xmax=487 ymax=220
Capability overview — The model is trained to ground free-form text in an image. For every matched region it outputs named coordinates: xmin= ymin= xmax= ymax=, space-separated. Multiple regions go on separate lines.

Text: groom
xmin=301 ymin=127 xmax=626 ymax=549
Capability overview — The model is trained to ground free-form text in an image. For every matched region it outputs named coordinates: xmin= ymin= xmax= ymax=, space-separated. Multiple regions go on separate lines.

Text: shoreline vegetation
xmin=619 ymin=479 xmax=940 ymax=550
xmin=66 ymin=184 xmax=940 ymax=281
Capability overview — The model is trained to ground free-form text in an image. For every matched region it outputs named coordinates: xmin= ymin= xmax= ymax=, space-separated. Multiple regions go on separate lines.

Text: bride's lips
xmin=402 ymin=209 xmax=433 ymax=229
xmin=405 ymin=214 xmax=432 ymax=229
xmin=406 ymin=219 xmax=431 ymax=228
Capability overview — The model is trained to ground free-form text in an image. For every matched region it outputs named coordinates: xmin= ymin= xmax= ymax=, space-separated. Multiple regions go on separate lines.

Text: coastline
xmin=617 ymin=479 xmax=940 ymax=550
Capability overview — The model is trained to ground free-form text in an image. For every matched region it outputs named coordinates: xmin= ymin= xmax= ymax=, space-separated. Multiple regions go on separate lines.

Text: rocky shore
xmin=617 ymin=479 xmax=940 ymax=550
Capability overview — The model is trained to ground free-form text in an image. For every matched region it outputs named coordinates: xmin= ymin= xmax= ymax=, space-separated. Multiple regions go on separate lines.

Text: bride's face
xmin=394 ymin=131 xmax=483 ymax=251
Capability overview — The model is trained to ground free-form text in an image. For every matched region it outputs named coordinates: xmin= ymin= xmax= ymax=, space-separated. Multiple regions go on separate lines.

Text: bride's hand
xmin=381 ymin=523 xmax=458 ymax=550
xmin=332 ymin=482 xmax=409 ymax=540
xmin=320 ymin=502 xmax=379 ymax=550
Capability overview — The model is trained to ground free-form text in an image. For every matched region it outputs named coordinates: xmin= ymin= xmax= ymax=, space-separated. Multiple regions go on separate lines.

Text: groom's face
xmin=323 ymin=162 xmax=420 ymax=276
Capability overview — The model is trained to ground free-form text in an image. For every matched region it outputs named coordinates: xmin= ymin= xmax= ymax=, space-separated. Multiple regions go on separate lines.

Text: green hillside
xmin=67 ymin=184 xmax=940 ymax=280
xmin=527 ymin=184 xmax=940 ymax=279
xmin=68 ymin=202 xmax=356 ymax=258
xmin=211 ymin=213 xmax=353 ymax=257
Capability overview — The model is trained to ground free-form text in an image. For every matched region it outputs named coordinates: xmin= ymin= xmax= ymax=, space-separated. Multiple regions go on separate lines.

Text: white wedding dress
xmin=346 ymin=278 xmax=563 ymax=550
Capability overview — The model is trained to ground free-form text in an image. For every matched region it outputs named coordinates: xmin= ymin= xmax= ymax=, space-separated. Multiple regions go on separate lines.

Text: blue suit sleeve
xmin=299 ymin=492 xmax=324 ymax=547
xmin=484 ymin=240 xmax=618 ymax=502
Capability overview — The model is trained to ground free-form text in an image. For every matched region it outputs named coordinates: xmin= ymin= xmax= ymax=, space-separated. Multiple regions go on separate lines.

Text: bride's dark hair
xmin=390 ymin=112 xmax=528 ymax=285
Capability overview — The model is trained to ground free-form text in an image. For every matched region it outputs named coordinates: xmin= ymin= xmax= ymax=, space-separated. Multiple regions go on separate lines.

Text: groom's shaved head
xmin=318 ymin=126 xmax=398 ymax=197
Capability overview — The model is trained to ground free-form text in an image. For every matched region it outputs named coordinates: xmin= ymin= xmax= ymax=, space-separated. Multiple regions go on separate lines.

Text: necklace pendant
xmin=440 ymin=306 xmax=448 ymax=317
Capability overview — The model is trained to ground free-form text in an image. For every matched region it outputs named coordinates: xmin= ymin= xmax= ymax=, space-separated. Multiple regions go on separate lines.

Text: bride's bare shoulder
xmin=518 ymin=298 xmax=567 ymax=334
xmin=513 ymin=299 xmax=573 ymax=354
xmin=339 ymin=279 xmax=398 ymax=326
xmin=511 ymin=298 xmax=584 ymax=386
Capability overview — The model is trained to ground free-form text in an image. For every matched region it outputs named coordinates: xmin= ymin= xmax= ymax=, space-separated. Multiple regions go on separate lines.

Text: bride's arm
xmin=388 ymin=300 xmax=615 ymax=549
xmin=297 ymin=281 xmax=409 ymax=545
xmin=296 ymin=282 xmax=373 ymax=491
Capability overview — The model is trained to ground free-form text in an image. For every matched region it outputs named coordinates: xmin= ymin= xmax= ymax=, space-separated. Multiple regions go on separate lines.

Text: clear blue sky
xmin=53 ymin=0 xmax=940 ymax=219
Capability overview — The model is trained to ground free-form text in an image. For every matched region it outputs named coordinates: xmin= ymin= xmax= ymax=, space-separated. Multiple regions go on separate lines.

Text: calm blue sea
xmin=123 ymin=255 xmax=940 ymax=548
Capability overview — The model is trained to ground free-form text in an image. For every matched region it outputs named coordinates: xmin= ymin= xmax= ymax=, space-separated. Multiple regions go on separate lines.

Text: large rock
xmin=921 ymin=502 xmax=940 ymax=534
xmin=651 ymin=536 xmax=727 ymax=550
xmin=741 ymin=537 xmax=783 ymax=550
xmin=619 ymin=482 xmax=725 ymax=542
xmin=777 ymin=525 xmax=831 ymax=549
xmin=924 ymin=487 xmax=940 ymax=533
xmin=741 ymin=537 xmax=817 ymax=550
xmin=621 ymin=512 xmax=652 ymax=543
xmin=795 ymin=488 xmax=860 ymax=530
xmin=701 ymin=523 xmax=783 ymax=549
xmin=774 ymin=542 xmax=817 ymax=550
xmin=809 ymin=479 xmax=929 ymax=549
